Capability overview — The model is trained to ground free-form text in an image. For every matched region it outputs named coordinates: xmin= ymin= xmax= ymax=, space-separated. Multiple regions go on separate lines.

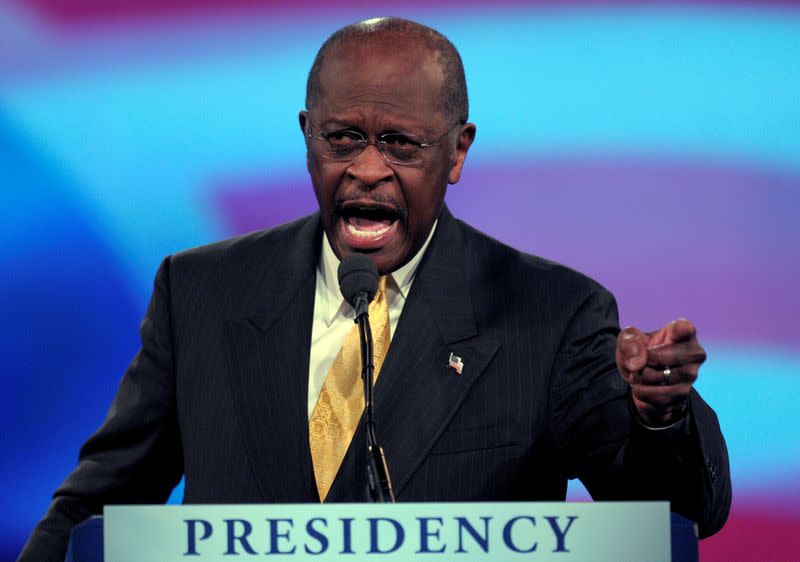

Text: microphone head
xmin=338 ymin=254 xmax=379 ymax=307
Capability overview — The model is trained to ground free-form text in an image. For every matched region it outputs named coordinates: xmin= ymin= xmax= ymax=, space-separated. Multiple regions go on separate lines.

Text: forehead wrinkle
xmin=320 ymin=79 xmax=437 ymax=110
xmin=320 ymin=110 xmax=444 ymax=138
xmin=316 ymin=91 xmax=446 ymax=136
xmin=322 ymin=94 xmax=445 ymax=131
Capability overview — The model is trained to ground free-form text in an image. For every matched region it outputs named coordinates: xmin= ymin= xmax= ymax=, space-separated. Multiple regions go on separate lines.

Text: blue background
xmin=2 ymin=2 xmax=799 ymax=559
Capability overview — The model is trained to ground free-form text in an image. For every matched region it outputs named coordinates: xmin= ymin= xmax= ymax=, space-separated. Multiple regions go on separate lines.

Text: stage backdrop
xmin=2 ymin=1 xmax=798 ymax=560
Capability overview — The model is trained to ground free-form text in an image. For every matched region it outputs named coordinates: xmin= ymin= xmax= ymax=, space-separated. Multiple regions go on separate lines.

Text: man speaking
xmin=20 ymin=17 xmax=731 ymax=561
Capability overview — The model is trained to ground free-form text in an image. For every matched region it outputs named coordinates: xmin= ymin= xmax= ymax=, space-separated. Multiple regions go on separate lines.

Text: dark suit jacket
xmin=20 ymin=208 xmax=731 ymax=561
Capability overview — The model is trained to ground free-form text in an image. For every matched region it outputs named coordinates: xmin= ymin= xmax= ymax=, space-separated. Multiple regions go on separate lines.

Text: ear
xmin=299 ymin=111 xmax=311 ymax=171
xmin=447 ymin=123 xmax=476 ymax=185
xmin=299 ymin=110 xmax=309 ymax=137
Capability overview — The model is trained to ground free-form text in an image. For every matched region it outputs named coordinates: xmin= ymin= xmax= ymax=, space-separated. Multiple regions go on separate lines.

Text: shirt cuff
xmin=628 ymin=391 xmax=690 ymax=433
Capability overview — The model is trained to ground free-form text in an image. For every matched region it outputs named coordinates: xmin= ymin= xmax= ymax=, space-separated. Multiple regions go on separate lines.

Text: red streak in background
xmin=701 ymin=509 xmax=800 ymax=561
xmin=19 ymin=0 xmax=800 ymax=26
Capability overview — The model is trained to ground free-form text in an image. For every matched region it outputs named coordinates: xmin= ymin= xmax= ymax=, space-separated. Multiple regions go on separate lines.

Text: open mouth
xmin=336 ymin=202 xmax=405 ymax=249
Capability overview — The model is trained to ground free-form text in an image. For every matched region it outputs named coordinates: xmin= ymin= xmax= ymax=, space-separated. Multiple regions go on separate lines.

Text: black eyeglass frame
xmin=305 ymin=123 xmax=461 ymax=166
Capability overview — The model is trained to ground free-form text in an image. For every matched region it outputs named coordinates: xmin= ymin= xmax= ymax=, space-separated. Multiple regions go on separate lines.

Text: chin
xmin=375 ymin=251 xmax=411 ymax=276
xmin=340 ymin=247 xmax=404 ymax=276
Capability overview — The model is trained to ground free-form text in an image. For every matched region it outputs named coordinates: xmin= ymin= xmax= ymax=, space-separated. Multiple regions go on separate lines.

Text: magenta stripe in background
xmin=19 ymin=0 xmax=800 ymax=26
xmin=212 ymin=157 xmax=800 ymax=348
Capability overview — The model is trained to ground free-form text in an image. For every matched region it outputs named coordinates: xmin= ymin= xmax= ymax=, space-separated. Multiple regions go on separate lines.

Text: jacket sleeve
xmin=18 ymin=257 xmax=184 ymax=562
xmin=548 ymin=288 xmax=731 ymax=538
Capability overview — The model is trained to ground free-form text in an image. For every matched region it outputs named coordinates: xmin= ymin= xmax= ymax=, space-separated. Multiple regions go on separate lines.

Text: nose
xmin=346 ymin=143 xmax=394 ymax=188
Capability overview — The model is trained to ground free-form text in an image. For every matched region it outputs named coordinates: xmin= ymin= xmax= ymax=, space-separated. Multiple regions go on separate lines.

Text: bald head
xmin=305 ymin=17 xmax=469 ymax=125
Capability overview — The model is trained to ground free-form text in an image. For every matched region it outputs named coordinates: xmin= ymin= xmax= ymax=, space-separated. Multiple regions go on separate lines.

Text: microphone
xmin=338 ymin=254 xmax=379 ymax=319
xmin=337 ymin=255 xmax=396 ymax=503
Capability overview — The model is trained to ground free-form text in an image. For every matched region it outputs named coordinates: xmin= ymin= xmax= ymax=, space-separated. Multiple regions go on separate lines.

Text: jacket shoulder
xmin=454 ymin=217 xmax=609 ymax=301
xmin=170 ymin=213 xmax=318 ymax=271
xmin=154 ymin=213 xmax=320 ymax=319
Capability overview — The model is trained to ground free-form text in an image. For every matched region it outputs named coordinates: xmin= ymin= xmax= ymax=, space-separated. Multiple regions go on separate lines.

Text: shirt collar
xmin=318 ymin=219 xmax=439 ymax=325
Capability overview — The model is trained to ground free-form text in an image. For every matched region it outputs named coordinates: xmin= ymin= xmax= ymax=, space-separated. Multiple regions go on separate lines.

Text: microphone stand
xmin=354 ymin=295 xmax=396 ymax=503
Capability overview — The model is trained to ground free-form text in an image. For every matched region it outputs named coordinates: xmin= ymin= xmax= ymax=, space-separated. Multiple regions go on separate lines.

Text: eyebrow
xmin=320 ymin=118 xmax=354 ymax=129
xmin=321 ymin=121 xmax=429 ymax=138
xmin=319 ymin=114 xmax=430 ymax=135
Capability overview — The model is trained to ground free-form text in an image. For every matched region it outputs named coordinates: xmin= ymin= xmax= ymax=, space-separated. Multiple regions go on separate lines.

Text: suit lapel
xmin=222 ymin=215 xmax=322 ymax=501
xmin=326 ymin=208 xmax=500 ymax=501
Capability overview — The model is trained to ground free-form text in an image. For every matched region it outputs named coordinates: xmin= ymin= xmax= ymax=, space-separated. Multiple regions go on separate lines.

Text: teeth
xmin=346 ymin=222 xmax=392 ymax=239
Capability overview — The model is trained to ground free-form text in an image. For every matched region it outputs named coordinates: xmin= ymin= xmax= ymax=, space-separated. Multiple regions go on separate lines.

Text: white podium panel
xmin=105 ymin=501 xmax=669 ymax=561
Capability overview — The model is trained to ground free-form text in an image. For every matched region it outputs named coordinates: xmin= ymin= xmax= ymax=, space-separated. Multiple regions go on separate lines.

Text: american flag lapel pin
xmin=448 ymin=352 xmax=464 ymax=375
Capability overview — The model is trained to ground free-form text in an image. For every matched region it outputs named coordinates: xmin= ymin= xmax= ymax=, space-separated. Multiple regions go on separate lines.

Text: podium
xmin=66 ymin=502 xmax=697 ymax=561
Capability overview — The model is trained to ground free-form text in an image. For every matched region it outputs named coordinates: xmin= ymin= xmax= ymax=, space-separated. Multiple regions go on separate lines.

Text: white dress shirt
xmin=307 ymin=221 xmax=438 ymax=418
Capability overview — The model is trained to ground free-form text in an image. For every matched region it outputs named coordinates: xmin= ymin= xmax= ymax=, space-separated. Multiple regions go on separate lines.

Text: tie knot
xmin=376 ymin=275 xmax=389 ymax=296
xmin=369 ymin=276 xmax=390 ymax=314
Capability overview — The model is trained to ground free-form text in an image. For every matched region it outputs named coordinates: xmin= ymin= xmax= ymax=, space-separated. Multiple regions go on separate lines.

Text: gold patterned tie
xmin=309 ymin=276 xmax=391 ymax=501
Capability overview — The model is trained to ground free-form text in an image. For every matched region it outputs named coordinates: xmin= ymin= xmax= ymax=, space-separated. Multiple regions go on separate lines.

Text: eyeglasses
xmin=306 ymin=125 xmax=457 ymax=166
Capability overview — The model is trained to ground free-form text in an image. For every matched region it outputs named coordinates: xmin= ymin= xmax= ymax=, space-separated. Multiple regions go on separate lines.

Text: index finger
xmin=647 ymin=318 xmax=697 ymax=348
xmin=665 ymin=318 xmax=697 ymax=344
